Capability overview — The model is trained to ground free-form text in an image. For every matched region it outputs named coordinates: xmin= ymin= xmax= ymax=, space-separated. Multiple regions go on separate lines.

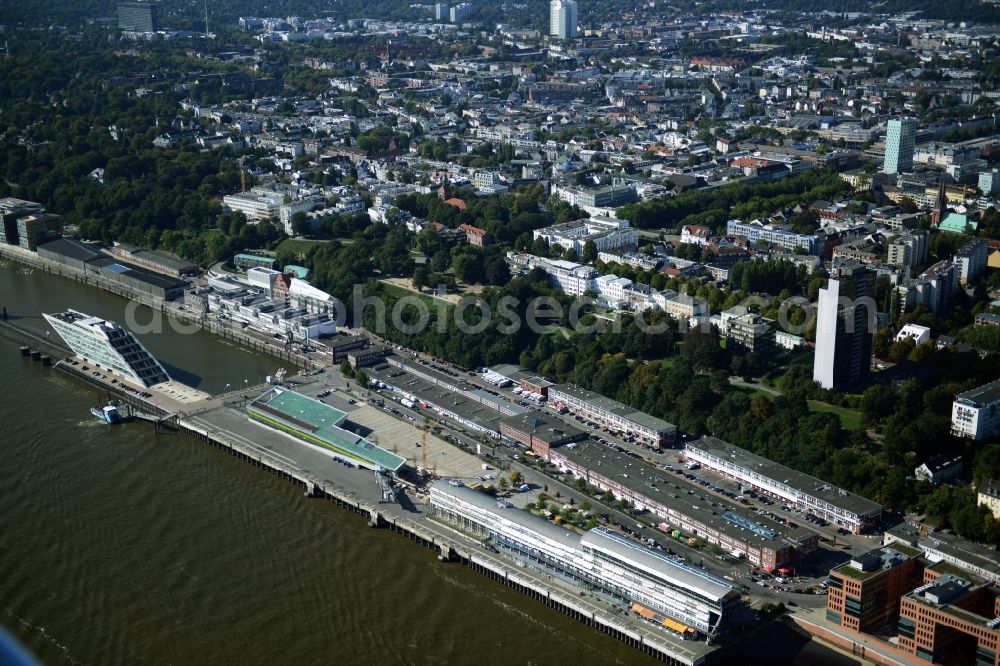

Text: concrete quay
xmin=178 ymin=404 xmax=721 ymax=665
xmin=0 ymin=243 xmax=316 ymax=370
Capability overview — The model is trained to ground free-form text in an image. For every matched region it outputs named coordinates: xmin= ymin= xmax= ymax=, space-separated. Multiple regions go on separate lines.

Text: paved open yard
xmin=346 ymin=404 xmax=487 ymax=481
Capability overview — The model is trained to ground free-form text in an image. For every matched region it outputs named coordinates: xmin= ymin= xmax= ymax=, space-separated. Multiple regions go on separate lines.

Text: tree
xmin=412 ymin=265 xmax=431 ymax=292
xmin=510 ymin=470 xmax=522 ymax=485
xmin=582 ymin=239 xmax=598 ymax=263
xmin=291 ymin=212 xmax=311 ymax=236
xmin=355 ymin=370 xmax=369 ymax=389
xmin=340 ymin=359 xmax=355 ymax=378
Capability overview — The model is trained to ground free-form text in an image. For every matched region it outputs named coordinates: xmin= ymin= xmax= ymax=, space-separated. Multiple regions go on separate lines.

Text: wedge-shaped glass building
xmin=44 ymin=309 xmax=170 ymax=388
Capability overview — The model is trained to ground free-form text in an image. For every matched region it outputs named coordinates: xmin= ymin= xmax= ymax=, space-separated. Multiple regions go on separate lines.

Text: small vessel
xmin=90 ymin=403 xmax=125 ymax=424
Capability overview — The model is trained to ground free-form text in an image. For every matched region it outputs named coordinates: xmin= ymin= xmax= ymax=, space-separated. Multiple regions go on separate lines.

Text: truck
xmin=482 ymin=463 xmax=491 ymax=471
xmin=400 ymin=398 xmax=415 ymax=409
xmin=671 ymin=530 xmax=684 ymax=540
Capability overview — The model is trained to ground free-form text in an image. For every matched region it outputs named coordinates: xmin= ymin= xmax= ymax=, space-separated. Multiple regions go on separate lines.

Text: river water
xmin=0 ymin=265 xmax=655 ymax=665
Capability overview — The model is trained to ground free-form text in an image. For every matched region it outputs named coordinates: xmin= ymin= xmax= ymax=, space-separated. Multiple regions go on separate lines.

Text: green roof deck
xmin=249 ymin=388 xmax=404 ymax=472
xmin=263 ymin=388 xmax=348 ymax=429
xmin=283 ymin=264 xmax=309 ymax=279
xmin=834 ymin=565 xmax=881 ymax=581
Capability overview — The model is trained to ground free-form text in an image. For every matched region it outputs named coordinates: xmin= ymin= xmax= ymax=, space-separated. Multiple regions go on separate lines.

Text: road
xmin=305 ymin=356 xmax=834 ymax=612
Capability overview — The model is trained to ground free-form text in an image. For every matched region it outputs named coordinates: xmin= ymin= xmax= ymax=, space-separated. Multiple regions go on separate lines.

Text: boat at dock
xmin=91 ymin=403 xmax=125 ymax=424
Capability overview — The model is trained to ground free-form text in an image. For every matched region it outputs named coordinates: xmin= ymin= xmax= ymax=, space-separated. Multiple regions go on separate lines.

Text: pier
xmin=176 ymin=405 xmax=717 ymax=666
xmin=3 ymin=245 xmax=721 ymax=664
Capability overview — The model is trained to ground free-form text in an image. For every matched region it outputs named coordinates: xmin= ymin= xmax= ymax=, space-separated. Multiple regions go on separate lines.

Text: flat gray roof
xmin=582 ymin=528 xmax=737 ymax=604
xmin=432 ymin=481 xmax=585 ymax=548
xmin=550 ymin=383 xmax=676 ymax=434
xmin=431 ymin=483 xmax=737 ymax=604
xmin=366 ymin=364 xmax=508 ymax=432
xmin=557 ymin=440 xmax=813 ymax=551
xmin=498 ymin=411 xmax=585 ymax=445
xmin=686 ymin=437 xmax=882 ymax=518
xmin=955 ymin=378 xmax=1000 ymax=408
xmin=919 ymin=531 xmax=1000 ymax=579
xmin=37 ymin=237 xmax=104 ymax=262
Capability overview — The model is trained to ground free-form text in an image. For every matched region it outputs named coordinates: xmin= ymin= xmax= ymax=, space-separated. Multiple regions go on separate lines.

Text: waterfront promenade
xmin=2 ymin=244 xmax=762 ymax=665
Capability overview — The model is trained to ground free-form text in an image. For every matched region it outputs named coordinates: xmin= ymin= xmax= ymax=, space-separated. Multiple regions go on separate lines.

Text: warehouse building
xmin=110 ymin=242 xmax=200 ymax=277
xmin=548 ymin=440 xmax=817 ymax=570
xmin=86 ymin=257 xmax=189 ymax=301
xmin=548 ymin=383 xmax=677 ymax=448
xmin=498 ymin=412 xmax=586 ymax=459
xmin=386 ymin=356 xmax=528 ymax=418
xmin=429 ymin=481 xmax=741 ymax=638
xmin=37 ymin=238 xmax=106 ymax=271
xmin=684 ymin=437 xmax=883 ymax=534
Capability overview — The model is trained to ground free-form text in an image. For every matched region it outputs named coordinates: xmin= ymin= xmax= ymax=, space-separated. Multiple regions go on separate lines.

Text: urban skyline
xmin=2 ymin=0 xmax=1000 ymax=663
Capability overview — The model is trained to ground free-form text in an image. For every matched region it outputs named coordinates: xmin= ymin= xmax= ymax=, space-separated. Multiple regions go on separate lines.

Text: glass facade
xmin=44 ymin=310 xmax=170 ymax=387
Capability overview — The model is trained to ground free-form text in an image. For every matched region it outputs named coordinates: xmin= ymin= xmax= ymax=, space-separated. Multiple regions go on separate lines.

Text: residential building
xmin=887 ymin=231 xmax=928 ymax=269
xmin=434 ymin=2 xmax=448 ymax=21
xmin=506 ymin=253 xmax=597 ymax=296
xmin=895 ymin=261 xmax=957 ymax=317
xmin=951 ymin=379 xmax=1000 ymax=440
xmin=775 ymin=331 xmax=805 ymax=351
xmin=680 ymin=225 xmax=713 ymax=246
xmin=978 ymin=479 xmax=1000 ymax=520
xmin=449 ymin=3 xmax=471 ymax=22
xmin=653 ymin=292 xmax=708 ymax=319
xmin=813 ymin=264 xmax=875 ymax=390
xmin=549 ymin=0 xmax=578 ymax=39
xmin=914 ymin=452 xmax=964 ymax=485
xmin=117 ymin=1 xmax=159 ymax=32
xmin=725 ymin=314 xmax=775 ymax=356
xmin=826 ymin=547 xmax=924 ymax=634
xmin=429 ymin=482 xmax=741 ymax=637
xmin=547 ymin=383 xmax=677 ymax=448
xmin=954 ymin=239 xmax=989 ymax=286
xmin=895 ymin=323 xmax=931 ymax=346
xmin=234 ymin=253 xmax=277 ymax=271
xmin=684 ymin=437 xmax=883 ymax=534
xmin=980 ymin=169 xmax=1000 ymax=195
xmin=726 ymin=219 xmax=820 ymax=254
xmin=533 ymin=216 xmax=638 ymax=254
xmin=222 ymin=190 xmax=283 ymax=221
xmin=576 ymin=182 xmax=638 ymax=209
xmin=43 ymin=309 xmax=170 ymax=388
xmin=884 ymin=118 xmax=916 ymax=175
